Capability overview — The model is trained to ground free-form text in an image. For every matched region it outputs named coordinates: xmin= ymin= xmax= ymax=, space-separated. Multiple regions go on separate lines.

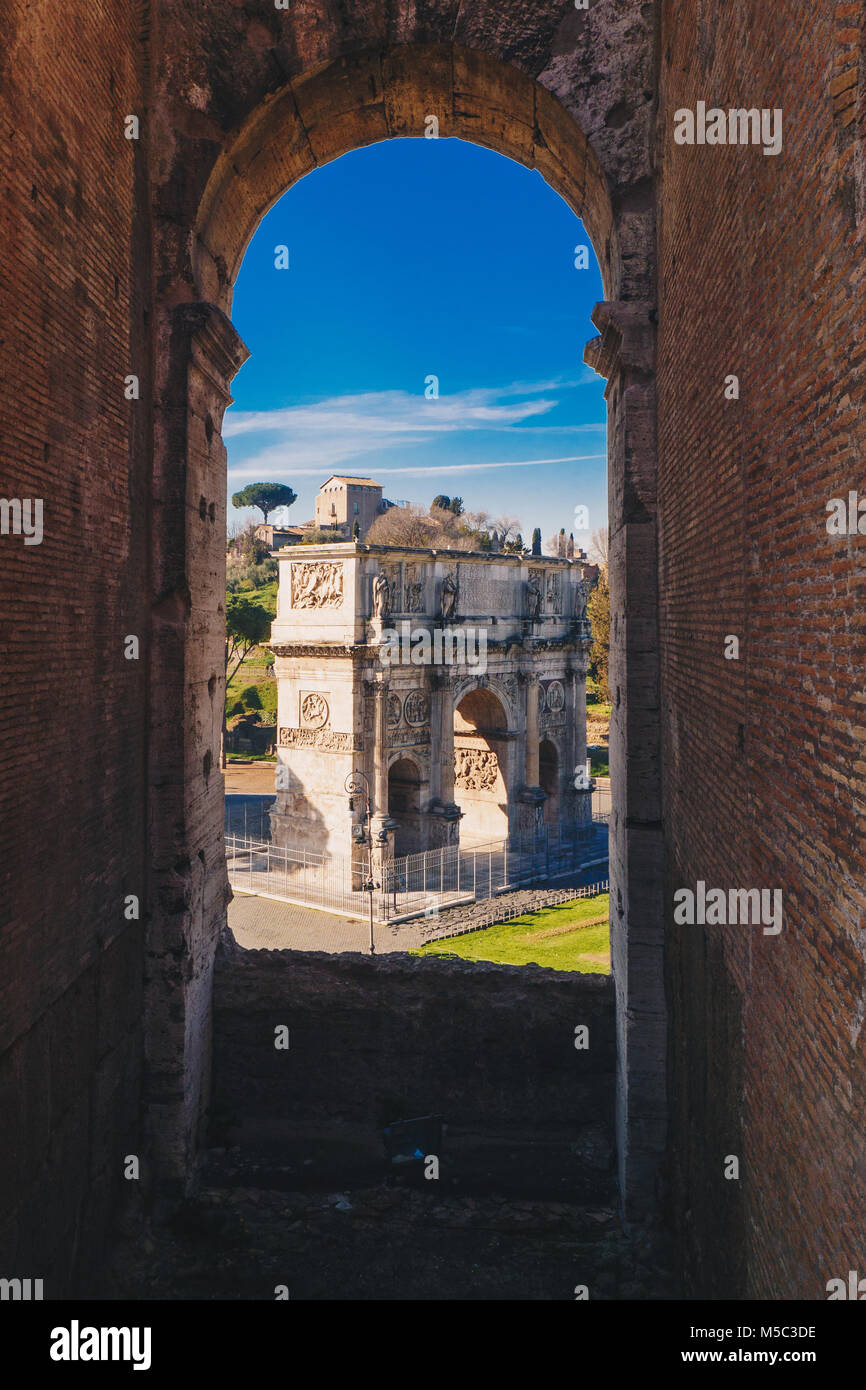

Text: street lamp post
xmin=345 ymin=771 xmax=378 ymax=955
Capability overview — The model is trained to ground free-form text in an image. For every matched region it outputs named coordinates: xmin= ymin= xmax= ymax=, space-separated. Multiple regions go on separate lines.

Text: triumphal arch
xmin=268 ymin=542 xmax=593 ymax=867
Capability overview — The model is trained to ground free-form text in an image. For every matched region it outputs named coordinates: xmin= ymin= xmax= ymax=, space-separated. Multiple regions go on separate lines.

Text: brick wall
xmin=658 ymin=0 xmax=866 ymax=1297
xmin=11 ymin=0 xmax=862 ymax=1303
xmin=0 ymin=0 xmax=149 ymax=1294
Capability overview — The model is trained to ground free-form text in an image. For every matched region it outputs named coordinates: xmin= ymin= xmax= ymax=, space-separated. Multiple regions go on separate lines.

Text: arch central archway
xmin=149 ymin=36 xmax=663 ymax=1230
xmin=454 ymin=687 xmax=510 ymax=846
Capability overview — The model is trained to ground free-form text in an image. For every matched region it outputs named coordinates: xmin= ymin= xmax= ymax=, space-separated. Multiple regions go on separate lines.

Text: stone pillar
xmin=438 ymin=682 xmax=456 ymax=807
xmin=517 ymin=673 xmax=546 ymax=836
xmin=525 ymin=677 xmax=540 ymax=787
xmin=429 ymin=680 xmax=444 ymax=804
xmin=147 ymin=302 xmax=249 ymax=1202
xmin=585 ymin=299 xmax=665 ymax=1225
xmin=369 ymin=677 xmax=398 ymax=869
xmin=429 ymin=675 xmax=461 ymax=845
xmin=372 ymin=678 xmax=389 ymax=819
xmin=567 ymin=666 xmax=591 ymax=831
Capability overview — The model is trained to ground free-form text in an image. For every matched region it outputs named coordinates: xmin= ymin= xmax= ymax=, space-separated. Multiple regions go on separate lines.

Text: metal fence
xmin=226 ymin=805 xmax=609 ymax=925
xmin=224 ymin=785 xmax=610 ymax=847
xmin=225 ymin=794 xmax=275 ymax=842
xmin=225 ymin=834 xmax=507 ymax=922
xmin=592 ymin=783 xmax=611 ymax=819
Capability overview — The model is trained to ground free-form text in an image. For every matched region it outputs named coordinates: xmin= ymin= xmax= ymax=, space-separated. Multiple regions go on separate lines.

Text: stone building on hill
xmin=314 ymin=475 xmax=390 ymax=539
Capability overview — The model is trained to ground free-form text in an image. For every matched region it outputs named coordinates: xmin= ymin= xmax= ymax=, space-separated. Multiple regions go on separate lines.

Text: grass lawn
xmin=411 ymin=894 xmax=610 ymax=974
xmin=587 ymin=701 xmax=612 ymax=721
xmin=233 ymin=579 xmax=277 ymax=615
xmin=226 ymin=665 xmax=278 ymax=718
xmin=590 ymin=755 xmax=609 ymax=777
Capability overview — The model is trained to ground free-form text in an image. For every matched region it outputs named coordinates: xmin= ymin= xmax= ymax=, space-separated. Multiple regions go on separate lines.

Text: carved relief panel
xmin=290 ymin=561 xmax=344 ymax=609
xmin=538 ymin=679 xmax=567 ymax=723
xmin=454 ymin=747 xmax=500 ymax=792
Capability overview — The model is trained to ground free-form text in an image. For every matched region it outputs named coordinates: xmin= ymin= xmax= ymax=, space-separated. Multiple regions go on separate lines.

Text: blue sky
xmin=226 ymin=137 xmax=607 ymax=550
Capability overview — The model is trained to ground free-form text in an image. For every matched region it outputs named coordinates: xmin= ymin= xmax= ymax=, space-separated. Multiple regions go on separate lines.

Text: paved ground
xmin=224 ymin=761 xmax=278 ymax=795
xmin=228 ymin=892 xmax=414 ymax=953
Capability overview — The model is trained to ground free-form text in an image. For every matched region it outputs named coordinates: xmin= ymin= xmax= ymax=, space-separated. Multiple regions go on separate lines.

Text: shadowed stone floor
xmin=107 ymin=1145 xmax=675 ymax=1302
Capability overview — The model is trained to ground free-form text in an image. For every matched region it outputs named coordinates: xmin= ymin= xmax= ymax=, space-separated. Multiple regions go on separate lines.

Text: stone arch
xmin=149 ymin=24 xmax=664 ymax=1227
xmin=388 ymin=755 xmax=424 ymax=856
xmin=192 ymin=45 xmax=619 ymax=314
xmin=452 ymin=674 xmax=517 ymax=732
xmin=453 ymin=686 xmax=510 ymax=845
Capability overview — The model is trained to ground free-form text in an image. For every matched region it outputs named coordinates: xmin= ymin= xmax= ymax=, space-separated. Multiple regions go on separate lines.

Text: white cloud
xmin=225 ymin=379 xmax=605 ymax=482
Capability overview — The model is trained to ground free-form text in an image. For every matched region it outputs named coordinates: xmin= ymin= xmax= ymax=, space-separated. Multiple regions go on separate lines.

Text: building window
xmin=353 ymin=502 xmax=359 ymax=514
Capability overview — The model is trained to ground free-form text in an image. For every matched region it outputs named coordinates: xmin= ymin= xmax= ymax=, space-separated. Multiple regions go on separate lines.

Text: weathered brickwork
xmin=1 ymin=0 xmax=661 ymax=1298
xmin=213 ymin=941 xmax=615 ymax=1145
xmin=0 ymin=1 xmax=149 ymax=1290
xmin=4 ymin=0 xmax=859 ymax=1303
xmin=658 ymin=0 xmax=866 ymax=1297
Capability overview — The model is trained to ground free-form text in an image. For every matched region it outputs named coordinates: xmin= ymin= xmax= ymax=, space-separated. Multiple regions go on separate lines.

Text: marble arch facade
xmin=268 ymin=542 xmax=594 ymax=862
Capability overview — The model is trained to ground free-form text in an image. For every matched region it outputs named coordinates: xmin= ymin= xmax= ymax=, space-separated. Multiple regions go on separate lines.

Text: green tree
xmin=223 ymin=594 xmax=272 ymax=767
xmin=531 ymin=527 xmax=542 ymax=556
xmin=432 ymin=494 xmax=451 ymax=512
xmin=448 ymin=496 xmax=464 ymax=515
xmin=225 ymin=595 xmax=272 ymax=687
xmin=240 ymin=528 xmax=270 ymax=567
xmin=587 ymin=566 xmax=610 ymax=703
xmin=352 ymin=518 xmax=360 ymax=539
xmin=231 ymin=482 xmax=298 ymax=525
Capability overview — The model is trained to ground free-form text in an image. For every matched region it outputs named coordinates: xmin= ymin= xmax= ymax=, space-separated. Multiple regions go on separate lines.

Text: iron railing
xmin=226 ymin=810 xmax=609 ymax=925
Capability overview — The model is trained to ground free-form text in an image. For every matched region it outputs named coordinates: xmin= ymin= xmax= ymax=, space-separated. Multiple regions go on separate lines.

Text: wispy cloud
xmin=329 ymin=454 xmax=606 ymax=477
xmin=225 ymin=379 xmax=604 ymax=481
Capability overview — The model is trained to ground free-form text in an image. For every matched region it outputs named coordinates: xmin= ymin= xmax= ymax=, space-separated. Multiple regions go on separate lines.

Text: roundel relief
xmin=546 ymin=680 xmax=565 ymax=713
xmin=403 ymin=690 xmax=430 ymax=726
xmin=300 ymin=692 xmax=329 ymax=729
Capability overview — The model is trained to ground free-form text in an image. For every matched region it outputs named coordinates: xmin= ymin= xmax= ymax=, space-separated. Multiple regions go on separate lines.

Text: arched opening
xmin=388 ymin=756 xmax=423 ymax=856
xmin=454 ymin=687 xmax=509 ymax=846
xmin=539 ymin=737 xmax=559 ymax=825
xmin=151 ymin=37 xmax=664 ymax=1232
xmin=192 ymin=47 xmax=619 ymax=314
